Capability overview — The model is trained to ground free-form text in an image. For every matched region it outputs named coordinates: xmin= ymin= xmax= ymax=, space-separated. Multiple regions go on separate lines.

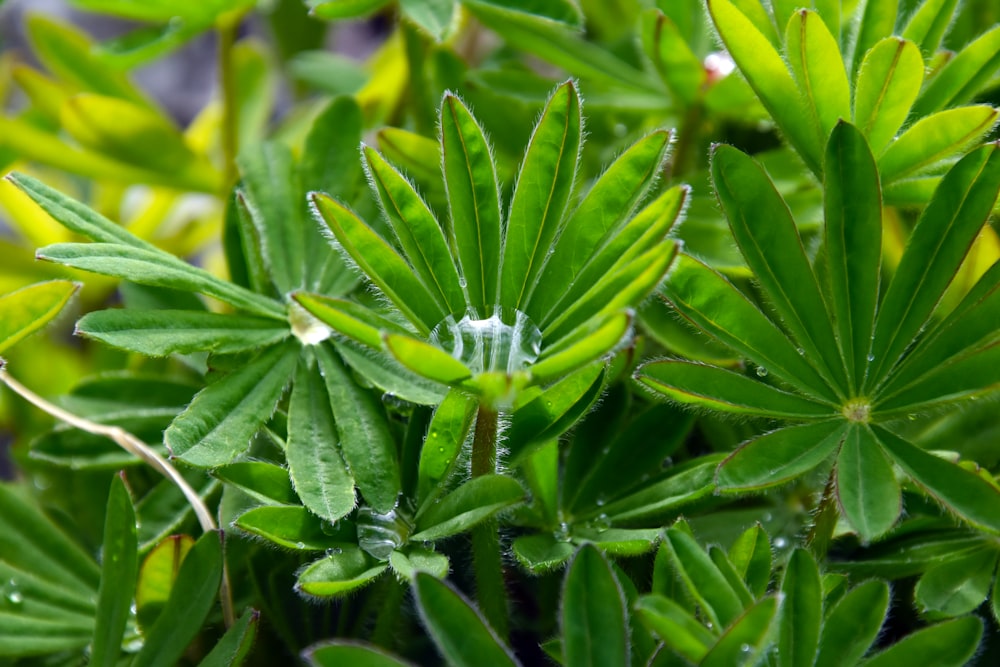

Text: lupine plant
xmin=0 ymin=0 xmax=999 ymax=665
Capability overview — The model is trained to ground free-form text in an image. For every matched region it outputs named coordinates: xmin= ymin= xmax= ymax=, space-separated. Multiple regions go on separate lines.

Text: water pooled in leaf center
xmin=429 ymin=307 xmax=542 ymax=375
xmin=356 ymin=507 xmax=411 ymax=561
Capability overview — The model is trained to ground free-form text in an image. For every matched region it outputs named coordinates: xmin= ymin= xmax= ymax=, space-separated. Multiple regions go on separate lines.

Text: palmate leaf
xmin=560 ymin=544 xmax=629 ymax=667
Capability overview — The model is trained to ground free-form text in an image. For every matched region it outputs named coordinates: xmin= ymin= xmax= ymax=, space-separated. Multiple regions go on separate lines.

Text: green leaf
xmin=664 ymin=526 xmax=745 ymax=629
xmin=636 ymin=360 xmax=833 ymax=419
xmin=879 ymin=260 xmax=1000 ymax=395
xmin=778 ymin=549 xmax=822 ymax=667
xmin=296 ymin=547 xmax=388 ymax=598
xmin=700 ymin=596 xmax=780 ymax=667
xmin=401 ymin=0 xmax=454 ymax=40
xmin=528 ymin=129 xmax=672 ymax=324
xmin=237 ymin=142 xmax=305 ymax=293
xmin=412 ymin=475 xmax=525 ymax=541
xmin=635 ymin=594 xmax=714 ymax=663
xmin=500 ymin=80 xmax=582 ymax=311
xmin=310 ymin=0 xmax=392 ymax=20
xmin=823 ymin=122 xmax=882 ymax=391
xmin=874 ymin=426 xmax=1000 ymax=533
xmin=729 ymin=524 xmax=772 ymax=598
xmin=875 ymin=342 xmax=1000 ymax=414
xmin=234 ymin=506 xmax=351 ymax=551
xmin=293 ymin=293 xmax=409 ymax=350
xmin=413 ymin=572 xmax=520 ymax=667
xmin=26 ymin=14 xmax=149 ymax=105
xmin=76 ymin=309 xmax=289 ymax=356
xmin=868 ymin=143 xmax=1000 ymax=389
xmin=506 ymin=362 xmax=604 ymax=462
xmin=531 ymin=311 xmax=630 ymax=385
xmin=166 ymin=341 xmax=297 ymax=466
xmin=815 ymin=580 xmax=888 ymax=667
xmin=36 ymin=243 xmax=284 ymax=319
xmin=836 ymin=426 xmax=900 ymax=541
xmin=383 ymin=333 xmax=473 ymax=386
xmin=134 ymin=534 xmax=192 ymax=630
xmin=389 ymin=548 xmax=450 ymax=581
xmin=0 ymin=280 xmax=77 ymax=355
xmin=641 ymin=10 xmax=706 ymax=104
xmin=914 ymin=549 xmax=996 ymax=616
xmin=877 ymin=106 xmax=998 ymax=183
xmin=561 ymin=544 xmax=629 ymax=667
xmin=335 ymin=340 xmax=448 ymax=406
xmin=364 ymin=146 xmax=465 ymax=316
xmin=717 ymin=421 xmax=847 ymax=491
xmin=377 ymin=128 xmax=444 ymax=204
xmin=305 ymin=640 xmax=416 ymax=667
xmin=197 ymin=609 xmax=259 ymax=667
xmin=133 ymin=531 xmax=222 ymax=667
xmin=785 ymin=10 xmax=851 ymax=146
xmin=853 ymin=38 xmax=924 ymax=154
xmin=850 ymin=0 xmax=899 ymax=78
xmin=912 ymin=25 xmax=1000 ymax=116
xmin=440 ymin=92 xmax=502 ymax=315
xmin=598 ymin=456 xmax=721 ymax=523
xmin=712 ymin=144 xmax=846 ymax=394
xmin=302 ymin=96 xmax=364 ymax=197
xmin=861 ymin=616 xmax=982 ymax=667
xmin=311 ymin=193 xmax=445 ymax=332
xmin=287 ymin=362 xmax=356 ymax=522
xmin=89 ymin=475 xmax=137 ymax=667
xmin=417 ymin=388 xmax=477 ymax=506
xmin=511 ymin=533 xmax=575 ymax=572
xmin=901 ymin=0 xmax=959 ymax=56
xmin=708 ymin=0 xmax=821 ymax=174
xmin=212 ymin=461 xmax=298 ymax=506
xmin=316 ymin=345 xmax=401 ymax=512
xmin=660 ymin=254 xmax=837 ymax=402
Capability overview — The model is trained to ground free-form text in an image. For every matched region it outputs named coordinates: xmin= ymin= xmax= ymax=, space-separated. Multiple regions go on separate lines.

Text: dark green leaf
xmin=287 ymin=362 xmax=356 ymax=522
xmin=500 ymin=80 xmax=582 ymax=311
xmin=413 ymin=475 xmax=525 ymax=541
xmin=599 ymin=456 xmax=721 ymax=523
xmin=305 ymin=640 xmax=416 ymax=667
xmin=778 ymin=549 xmax=822 ymax=667
xmin=296 ymin=547 xmax=388 ymax=598
xmin=76 ymin=309 xmax=289 ymax=356
xmin=440 ymin=93 xmax=503 ymax=315
xmin=912 ymin=25 xmax=1000 ymax=116
xmin=234 ymin=506 xmax=350 ymax=551
xmin=413 ymin=572 xmax=520 ymax=667
xmin=213 ymin=461 xmax=298 ymax=506
xmin=728 ymin=524 xmax=772 ymax=598
xmin=561 ymin=544 xmax=629 ymax=667
xmin=635 ymin=594 xmax=714 ymax=663
xmin=664 ymin=526 xmax=744 ymax=629
xmin=90 ymin=475 xmax=138 ymax=667
xmin=511 ymin=533 xmax=575 ymax=572
xmin=815 ymin=580 xmax=888 ymax=667
xmin=717 ymin=421 xmax=847 ymax=491
xmin=874 ymin=426 xmax=1000 ymax=533
xmin=868 ymin=143 xmax=1000 ymax=390
xmin=166 ymin=341 xmax=298 ymax=466
xmin=197 ymin=609 xmax=259 ymax=667
xmin=388 ymin=548 xmax=450 ymax=581
xmin=914 ymin=548 xmax=996 ymax=616
xmin=712 ymin=144 xmax=846 ymax=394
xmin=850 ymin=0 xmax=899 ymax=78
xmin=853 ymin=37 xmax=924 ymax=155
xmin=700 ymin=596 xmax=779 ymax=667
xmin=861 ymin=616 xmax=982 ymax=667
xmin=824 ymin=122 xmax=882 ymax=392
xmin=836 ymin=427 xmax=900 ymax=541
xmin=417 ymin=388 xmax=477 ymax=506
xmin=316 ymin=345 xmax=401 ymax=512
xmin=636 ymin=360 xmax=833 ymax=419
xmin=133 ymin=531 xmax=222 ymax=667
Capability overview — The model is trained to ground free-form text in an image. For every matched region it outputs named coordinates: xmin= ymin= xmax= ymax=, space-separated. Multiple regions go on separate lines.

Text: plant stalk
xmin=470 ymin=403 xmax=509 ymax=638
xmin=217 ymin=12 xmax=241 ymax=191
xmin=806 ymin=469 xmax=839 ymax=559
xmin=0 ymin=364 xmax=236 ymax=628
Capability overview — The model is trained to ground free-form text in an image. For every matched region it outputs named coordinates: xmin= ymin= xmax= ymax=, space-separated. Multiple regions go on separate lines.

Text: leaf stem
xmin=0 ymin=363 xmax=235 ymax=628
xmin=806 ymin=468 xmax=839 ymax=559
xmin=470 ymin=403 xmax=509 ymax=638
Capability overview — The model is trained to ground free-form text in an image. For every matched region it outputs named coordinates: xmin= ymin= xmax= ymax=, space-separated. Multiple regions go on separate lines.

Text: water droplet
xmin=867 ymin=354 xmax=875 ymax=362
xmin=907 ymin=414 xmax=917 ymax=421
xmin=553 ymin=522 xmax=572 ymax=542
xmin=773 ymin=537 xmax=788 ymax=549
xmin=762 ymin=512 xmax=772 ymax=522
xmin=458 ymin=277 xmax=467 ymax=288
xmin=755 ymin=366 xmax=768 ymax=378
xmin=592 ymin=513 xmax=611 ymax=533
xmin=130 ymin=602 xmax=137 ymax=615
xmin=3 ymin=579 xmax=22 ymax=609
xmin=356 ymin=507 xmax=412 ymax=561
xmin=613 ymin=123 xmax=628 ymax=137
xmin=429 ymin=307 xmax=542 ymax=375
xmin=706 ymin=621 xmax=714 ymax=630
xmin=288 ymin=301 xmax=333 ymax=345
xmin=295 ymin=541 xmax=306 ymax=549
xmin=662 ymin=456 xmax=674 ymax=468
xmin=595 ymin=496 xmax=606 ymax=507
xmin=740 ymin=643 xmax=751 ymax=653
xmin=325 ymin=547 xmax=343 ymax=556
xmin=796 ymin=347 xmax=805 ymax=356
